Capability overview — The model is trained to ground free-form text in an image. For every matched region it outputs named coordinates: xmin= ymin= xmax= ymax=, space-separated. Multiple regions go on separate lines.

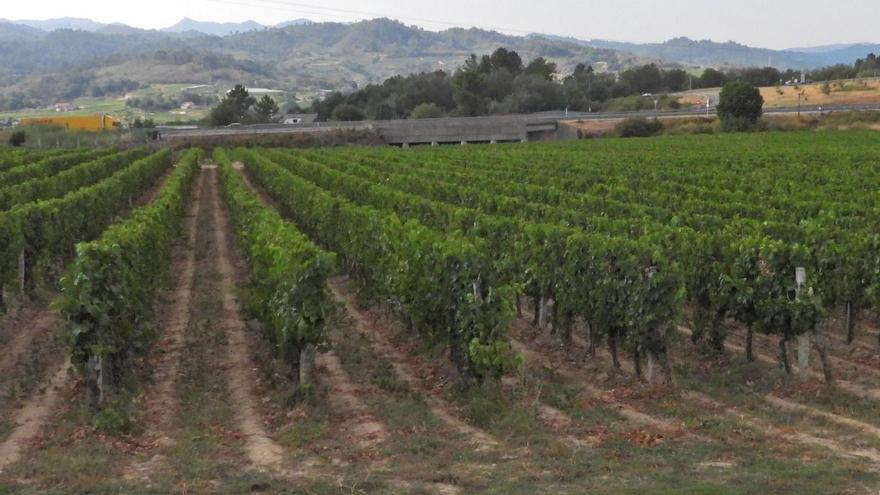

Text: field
xmin=678 ymin=78 xmax=880 ymax=110
xmin=1 ymin=132 xmax=880 ymax=493
xmin=760 ymin=78 xmax=880 ymax=108
xmin=0 ymin=84 xmax=215 ymax=125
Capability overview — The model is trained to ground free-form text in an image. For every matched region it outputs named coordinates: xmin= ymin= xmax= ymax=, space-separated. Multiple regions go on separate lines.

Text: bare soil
xmin=0 ymin=358 xmax=69 ymax=472
xmin=315 ymin=350 xmax=390 ymax=449
xmin=205 ymin=163 xmax=289 ymax=474
xmin=328 ymin=277 xmax=501 ymax=452
xmin=123 ymin=162 xmax=206 ymax=480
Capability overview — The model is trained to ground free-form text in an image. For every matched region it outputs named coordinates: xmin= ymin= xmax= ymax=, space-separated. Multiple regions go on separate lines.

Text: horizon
xmin=3 ymin=15 xmax=878 ymax=52
xmin=2 ymin=0 xmax=879 ymax=50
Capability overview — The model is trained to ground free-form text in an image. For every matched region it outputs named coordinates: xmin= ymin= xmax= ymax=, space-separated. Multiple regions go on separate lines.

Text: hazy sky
xmin=4 ymin=0 xmax=879 ymax=49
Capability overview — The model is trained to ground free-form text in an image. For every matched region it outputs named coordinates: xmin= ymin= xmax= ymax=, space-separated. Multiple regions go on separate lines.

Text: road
xmin=537 ymin=102 xmax=880 ymax=122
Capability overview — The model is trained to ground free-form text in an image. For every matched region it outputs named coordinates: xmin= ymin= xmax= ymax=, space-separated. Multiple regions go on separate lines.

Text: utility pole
xmin=585 ymin=65 xmax=594 ymax=113
xmin=797 ymin=90 xmax=807 ymax=117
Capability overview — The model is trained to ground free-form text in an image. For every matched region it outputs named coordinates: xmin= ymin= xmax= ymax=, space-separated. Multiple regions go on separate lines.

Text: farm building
xmin=20 ymin=114 xmax=120 ymax=131
xmin=54 ymin=102 xmax=75 ymax=112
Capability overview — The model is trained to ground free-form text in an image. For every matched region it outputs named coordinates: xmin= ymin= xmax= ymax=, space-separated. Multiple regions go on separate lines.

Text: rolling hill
xmin=0 ymin=16 xmax=876 ymax=114
xmin=531 ymin=34 xmax=880 ymax=69
xmin=0 ymin=18 xmax=645 ymax=110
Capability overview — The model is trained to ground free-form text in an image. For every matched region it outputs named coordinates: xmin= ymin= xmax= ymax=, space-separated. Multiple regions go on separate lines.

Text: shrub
xmin=717 ymin=81 xmax=764 ymax=131
xmin=409 ymin=103 xmax=444 ymax=119
xmin=331 ymin=104 xmax=365 ymax=122
xmin=720 ymin=116 xmax=766 ymax=133
xmin=615 ymin=117 xmax=663 ymax=138
xmin=8 ymin=130 xmax=25 ymax=147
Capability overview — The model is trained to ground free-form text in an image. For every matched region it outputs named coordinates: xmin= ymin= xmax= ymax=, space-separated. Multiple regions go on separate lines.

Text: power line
xmin=203 ymin=0 xmax=537 ymax=35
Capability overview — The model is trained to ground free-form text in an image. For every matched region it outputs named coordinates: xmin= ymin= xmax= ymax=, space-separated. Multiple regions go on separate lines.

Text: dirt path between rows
xmin=508 ymin=317 xmax=678 ymax=432
xmin=0 ymin=307 xmax=62 ymax=401
xmin=315 ymin=351 xmax=389 ymax=449
xmin=0 ymin=358 xmax=69 ymax=472
xmin=205 ymin=164 xmax=288 ymax=474
xmin=546 ymin=320 xmax=880 ymax=460
xmin=123 ymin=165 xmax=206 ymax=481
xmin=726 ymin=324 xmax=880 ymax=381
xmin=517 ymin=309 xmax=880 ymax=462
xmin=328 ymin=278 xmax=500 ymax=452
xmin=685 ymin=391 xmax=880 ymax=464
xmin=231 ymin=160 xmax=391 ymax=453
xmin=678 ymin=325 xmax=880 ymax=400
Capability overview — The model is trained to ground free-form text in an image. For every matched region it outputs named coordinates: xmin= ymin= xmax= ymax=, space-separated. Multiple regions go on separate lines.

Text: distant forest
xmin=310 ymin=49 xmax=880 ymax=121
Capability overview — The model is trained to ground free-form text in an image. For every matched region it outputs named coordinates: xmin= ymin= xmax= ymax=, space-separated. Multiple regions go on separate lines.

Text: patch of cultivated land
xmin=2 ymin=133 xmax=880 ymax=493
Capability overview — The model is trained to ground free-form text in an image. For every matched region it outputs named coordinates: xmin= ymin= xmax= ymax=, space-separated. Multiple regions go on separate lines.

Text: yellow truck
xmin=20 ymin=114 xmax=120 ymax=131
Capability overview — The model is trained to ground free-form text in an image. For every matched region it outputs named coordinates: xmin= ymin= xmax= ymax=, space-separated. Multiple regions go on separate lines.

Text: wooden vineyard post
xmin=18 ymin=250 xmax=25 ymax=295
xmin=795 ymin=267 xmax=810 ymax=374
xmin=299 ymin=344 xmax=315 ymax=390
xmin=87 ymin=354 xmax=105 ymax=408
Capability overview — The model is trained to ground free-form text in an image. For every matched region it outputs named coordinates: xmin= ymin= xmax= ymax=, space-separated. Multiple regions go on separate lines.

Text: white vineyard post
xmin=796 ymin=267 xmax=810 ymax=373
xmin=87 ymin=354 xmax=105 ymax=408
xmin=299 ymin=344 xmax=315 ymax=388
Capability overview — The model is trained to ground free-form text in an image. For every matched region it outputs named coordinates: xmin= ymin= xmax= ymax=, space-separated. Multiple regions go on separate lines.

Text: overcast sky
xmin=4 ymin=0 xmax=879 ymax=49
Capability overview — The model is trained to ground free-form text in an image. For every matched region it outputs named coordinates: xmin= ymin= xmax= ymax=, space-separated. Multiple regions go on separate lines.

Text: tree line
xmin=304 ymin=48 xmax=880 ymax=121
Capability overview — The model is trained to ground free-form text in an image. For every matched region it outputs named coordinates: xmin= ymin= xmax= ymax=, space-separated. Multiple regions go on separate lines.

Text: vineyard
xmin=1 ymin=131 xmax=880 ymax=493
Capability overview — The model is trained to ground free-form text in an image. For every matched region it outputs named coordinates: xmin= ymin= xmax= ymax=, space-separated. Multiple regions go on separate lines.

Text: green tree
xmin=716 ymin=81 xmax=764 ymax=131
xmin=255 ymin=95 xmax=280 ymax=123
xmin=524 ymin=57 xmax=557 ymax=81
xmin=699 ymin=68 xmax=726 ymax=88
xmin=131 ymin=117 xmax=156 ymax=129
xmin=8 ymin=130 xmax=26 ymax=147
xmin=480 ymin=47 xmax=523 ymax=75
xmin=452 ymin=55 xmax=488 ymax=116
xmin=209 ymin=84 xmax=255 ymax=126
xmin=331 ymin=104 xmax=365 ymax=121
xmin=409 ymin=103 xmax=444 ymax=119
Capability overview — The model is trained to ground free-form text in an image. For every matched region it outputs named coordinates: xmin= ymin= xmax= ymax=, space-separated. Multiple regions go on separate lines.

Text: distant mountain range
xmin=530 ymin=34 xmax=880 ymax=69
xmin=162 ymin=17 xmax=312 ymax=37
xmin=2 ymin=16 xmax=876 ymax=69
xmin=0 ymin=16 xmax=314 ymax=37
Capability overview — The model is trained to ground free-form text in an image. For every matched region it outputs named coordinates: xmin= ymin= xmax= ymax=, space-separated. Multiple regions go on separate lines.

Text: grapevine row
xmin=58 ymin=149 xmax=202 ymax=406
xmin=234 ymin=149 xmax=515 ymax=381
xmin=0 ymin=148 xmax=148 ymax=211
xmin=0 ymin=149 xmax=173 ymax=310
xmin=214 ymin=149 xmax=337 ymax=392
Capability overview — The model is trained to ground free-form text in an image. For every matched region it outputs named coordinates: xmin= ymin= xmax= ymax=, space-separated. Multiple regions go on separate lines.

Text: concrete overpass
xmin=159 ymin=115 xmax=563 ymax=145
xmin=158 ymin=103 xmax=880 ymax=145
